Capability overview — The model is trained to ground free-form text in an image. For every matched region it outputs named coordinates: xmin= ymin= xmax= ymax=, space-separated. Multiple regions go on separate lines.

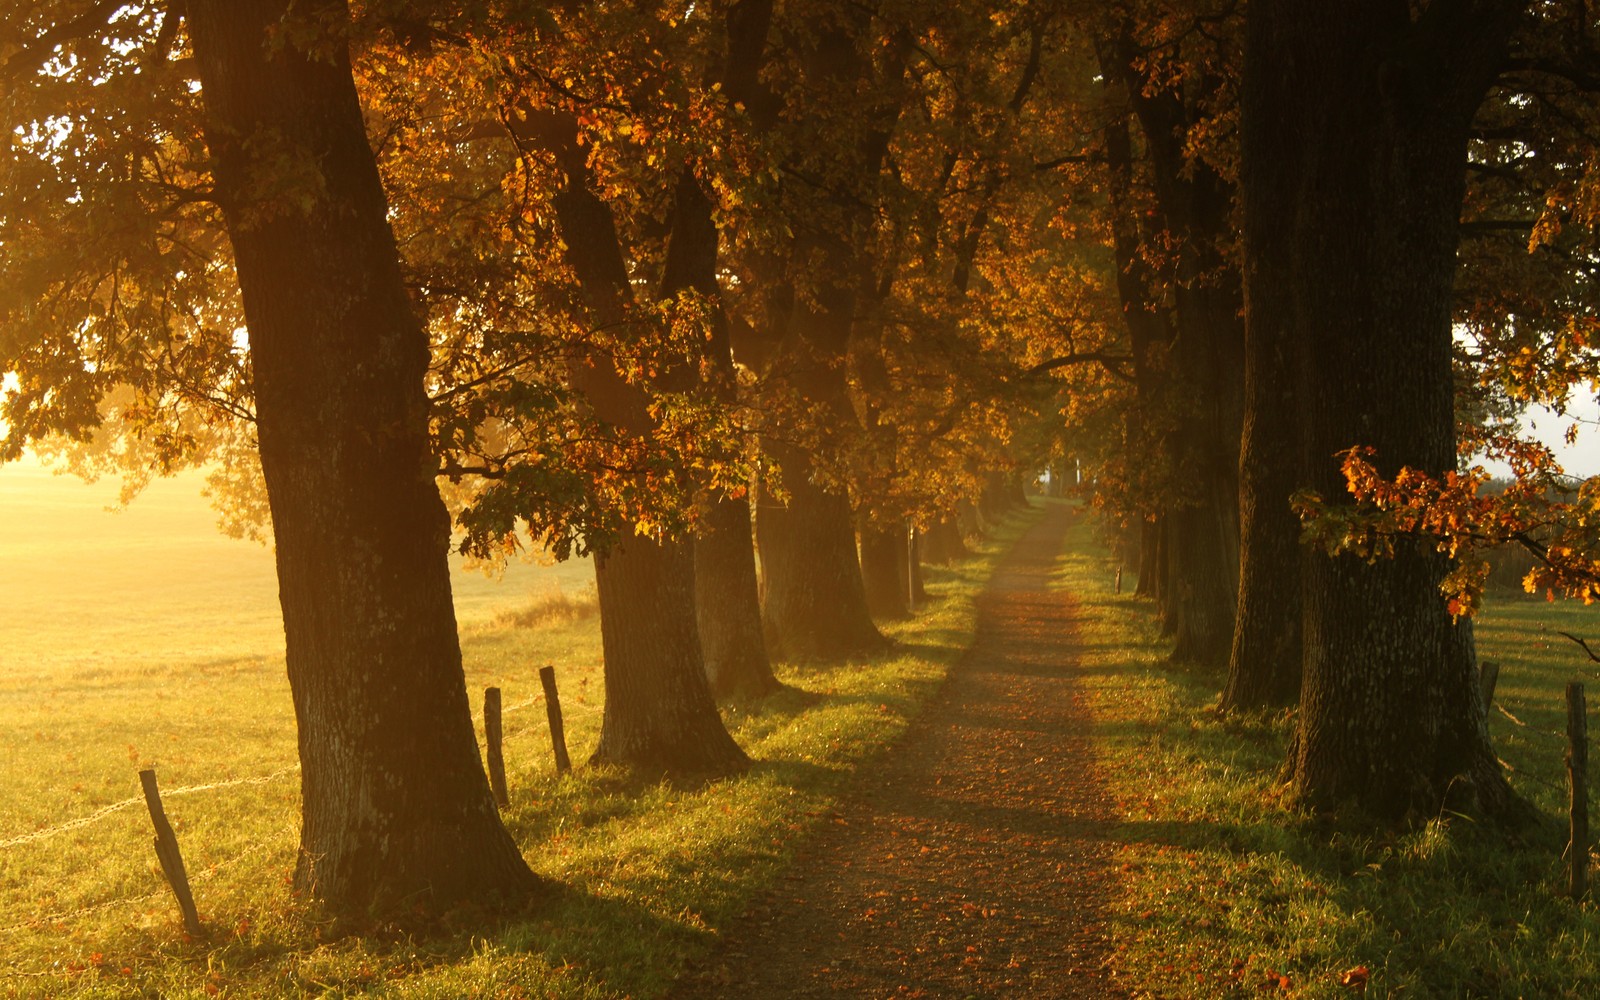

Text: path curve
xmin=674 ymin=502 xmax=1125 ymax=998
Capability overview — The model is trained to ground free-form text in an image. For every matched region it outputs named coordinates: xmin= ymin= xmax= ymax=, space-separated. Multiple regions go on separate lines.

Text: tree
xmin=175 ymin=0 xmax=536 ymax=914
xmin=1242 ymin=0 xmax=1527 ymax=820
xmin=745 ymin=1 xmax=896 ymax=660
xmin=1086 ymin=4 xmax=1245 ymax=667
xmin=473 ymin=2 xmax=756 ymax=769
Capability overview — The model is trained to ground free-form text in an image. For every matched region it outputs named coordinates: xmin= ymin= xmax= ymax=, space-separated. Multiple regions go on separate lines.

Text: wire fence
xmin=0 ymin=765 xmax=300 ymax=853
xmin=0 ymin=674 xmax=589 ymax=949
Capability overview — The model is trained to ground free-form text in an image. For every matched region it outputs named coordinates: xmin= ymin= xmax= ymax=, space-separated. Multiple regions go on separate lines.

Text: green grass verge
xmin=0 ymin=505 xmax=1038 ymax=999
xmin=1059 ymin=514 xmax=1600 ymax=999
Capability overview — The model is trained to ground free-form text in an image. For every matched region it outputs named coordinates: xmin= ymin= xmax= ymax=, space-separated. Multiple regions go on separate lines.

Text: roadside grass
xmin=1059 ymin=516 xmax=1600 ymax=999
xmin=0 ymin=505 xmax=1038 ymax=999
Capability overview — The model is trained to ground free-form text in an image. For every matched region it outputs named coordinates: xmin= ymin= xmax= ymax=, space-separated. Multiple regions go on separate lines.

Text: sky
xmin=1484 ymin=397 xmax=1600 ymax=479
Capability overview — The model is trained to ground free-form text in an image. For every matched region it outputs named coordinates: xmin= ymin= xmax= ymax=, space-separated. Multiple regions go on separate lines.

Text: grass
xmin=492 ymin=584 xmax=600 ymax=630
xmin=1056 ymin=513 xmax=1600 ymax=999
xmin=0 ymin=465 xmax=1041 ymax=999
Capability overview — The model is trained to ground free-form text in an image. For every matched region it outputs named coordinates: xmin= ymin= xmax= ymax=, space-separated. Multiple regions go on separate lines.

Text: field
xmin=1060 ymin=517 xmax=1600 ymax=999
xmin=0 ymin=461 xmax=1030 ymax=998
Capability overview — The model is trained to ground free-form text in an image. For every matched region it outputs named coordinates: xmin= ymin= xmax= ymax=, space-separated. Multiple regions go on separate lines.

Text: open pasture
xmin=0 ymin=464 xmax=1024 ymax=998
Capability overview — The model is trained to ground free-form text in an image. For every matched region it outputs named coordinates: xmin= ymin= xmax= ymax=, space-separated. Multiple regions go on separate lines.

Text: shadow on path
xmin=671 ymin=502 xmax=1126 ymax=999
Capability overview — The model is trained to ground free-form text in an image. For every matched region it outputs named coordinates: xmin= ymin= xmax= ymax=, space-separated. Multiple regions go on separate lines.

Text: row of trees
xmin=0 ymin=0 xmax=1080 ymax=918
xmin=1070 ymin=0 xmax=1600 ymax=827
xmin=6 ymin=0 xmax=1595 ymax=920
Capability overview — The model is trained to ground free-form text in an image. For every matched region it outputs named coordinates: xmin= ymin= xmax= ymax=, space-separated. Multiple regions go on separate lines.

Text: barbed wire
xmin=0 ymin=765 xmax=299 ymax=854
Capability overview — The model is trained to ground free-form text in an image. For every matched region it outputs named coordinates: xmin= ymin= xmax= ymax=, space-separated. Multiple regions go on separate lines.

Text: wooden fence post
xmin=907 ymin=523 xmax=916 ymax=614
xmin=1479 ymin=660 xmax=1500 ymax=714
xmin=1568 ymin=680 xmax=1588 ymax=900
xmin=539 ymin=665 xmax=573 ymax=774
xmin=138 ymin=769 xmax=201 ymax=936
xmin=484 ymin=686 xmax=509 ymax=809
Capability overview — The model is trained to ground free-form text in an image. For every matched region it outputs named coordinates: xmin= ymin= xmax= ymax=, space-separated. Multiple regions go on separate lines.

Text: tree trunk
xmin=909 ymin=529 xmax=928 ymax=603
xmin=1114 ymin=42 xmax=1244 ymax=668
xmin=759 ymin=448 xmax=888 ymax=659
xmin=696 ymin=493 xmax=781 ymax=699
xmin=186 ymin=0 xmax=536 ymax=916
xmin=1223 ymin=111 xmax=1303 ymax=710
xmin=591 ymin=534 xmax=751 ymax=772
xmin=1134 ymin=516 xmax=1161 ymax=599
xmin=921 ymin=516 xmax=969 ymax=565
xmin=859 ymin=518 xmax=911 ymax=620
xmin=957 ymin=499 xmax=986 ymax=541
xmin=663 ymin=0 xmax=782 ymax=702
xmin=1246 ymin=0 xmax=1525 ymax=820
xmin=755 ymin=7 xmax=895 ymax=661
xmin=543 ymin=114 xmax=749 ymax=775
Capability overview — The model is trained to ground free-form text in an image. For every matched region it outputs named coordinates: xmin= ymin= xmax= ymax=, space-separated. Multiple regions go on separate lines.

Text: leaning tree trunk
xmin=187 ymin=0 xmax=536 ymax=916
xmin=1247 ymin=0 xmax=1525 ymax=821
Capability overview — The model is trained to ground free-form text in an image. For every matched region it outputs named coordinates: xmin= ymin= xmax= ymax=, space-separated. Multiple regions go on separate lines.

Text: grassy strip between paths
xmin=1058 ymin=512 xmax=1600 ymax=999
xmin=0 ymin=504 xmax=1039 ymax=999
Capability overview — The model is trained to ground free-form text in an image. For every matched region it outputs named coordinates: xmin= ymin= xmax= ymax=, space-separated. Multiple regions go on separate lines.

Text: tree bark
xmin=859 ymin=518 xmax=911 ymax=619
xmin=755 ymin=9 xmax=893 ymax=661
xmin=921 ymin=516 xmax=969 ymax=564
xmin=1113 ymin=41 xmax=1244 ymax=668
xmin=696 ymin=492 xmax=780 ymax=699
xmin=758 ymin=451 xmax=888 ymax=659
xmin=1224 ymin=66 xmax=1304 ymax=709
xmin=909 ymin=528 xmax=928 ymax=603
xmin=1246 ymin=0 xmax=1527 ymax=820
xmin=186 ymin=0 xmax=536 ymax=916
xmin=590 ymin=533 xmax=749 ymax=771
xmin=1135 ymin=516 xmax=1162 ymax=600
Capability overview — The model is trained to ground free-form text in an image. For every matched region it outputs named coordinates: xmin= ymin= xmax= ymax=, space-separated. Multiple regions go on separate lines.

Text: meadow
xmin=7 ymin=464 xmax=1600 ymax=999
xmin=0 ymin=461 xmax=1030 ymax=998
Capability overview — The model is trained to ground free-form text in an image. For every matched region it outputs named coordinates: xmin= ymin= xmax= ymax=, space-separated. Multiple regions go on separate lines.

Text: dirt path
xmin=673 ymin=502 xmax=1125 ymax=999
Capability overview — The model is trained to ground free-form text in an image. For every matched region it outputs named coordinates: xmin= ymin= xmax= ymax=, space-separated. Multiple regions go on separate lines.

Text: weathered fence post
xmin=1479 ymin=660 xmax=1500 ymax=714
xmin=138 ymin=769 xmax=201 ymax=936
xmin=1567 ymin=680 xmax=1588 ymax=900
xmin=539 ymin=665 xmax=573 ymax=775
xmin=484 ymin=686 xmax=509 ymax=809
